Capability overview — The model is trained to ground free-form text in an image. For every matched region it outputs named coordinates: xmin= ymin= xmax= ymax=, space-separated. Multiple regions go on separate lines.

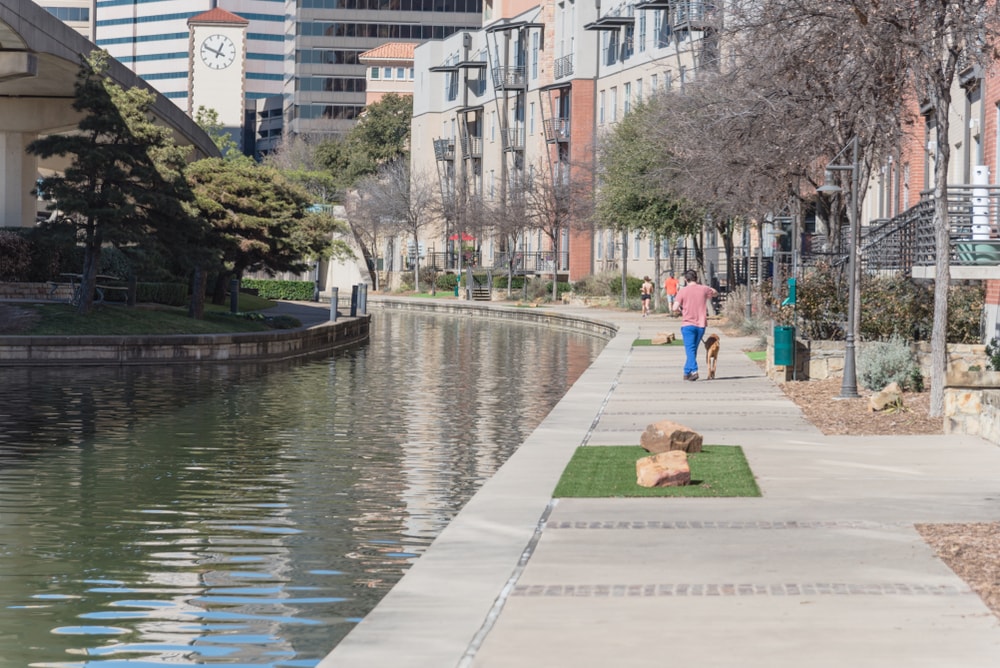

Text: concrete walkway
xmin=316 ymin=301 xmax=1000 ymax=668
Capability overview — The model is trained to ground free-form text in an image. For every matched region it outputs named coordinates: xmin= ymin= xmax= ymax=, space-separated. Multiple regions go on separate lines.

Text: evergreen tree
xmin=186 ymin=156 xmax=341 ymax=304
xmin=27 ymin=51 xmax=195 ymax=314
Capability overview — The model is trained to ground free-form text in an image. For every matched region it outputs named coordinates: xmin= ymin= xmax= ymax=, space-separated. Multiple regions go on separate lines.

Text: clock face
xmin=200 ymin=33 xmax=236 ymax=70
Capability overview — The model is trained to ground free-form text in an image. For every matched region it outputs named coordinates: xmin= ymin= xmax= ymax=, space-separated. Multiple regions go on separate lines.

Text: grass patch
xmin=633 ymin=338 xmax=683 ymax=346
xmin=745 ymin=350 xmax=766 ymax=362
xmin=18 ymin=303 xmax=275 ymax=336
xmin=553 ymin=445 xmax=760 ymax=498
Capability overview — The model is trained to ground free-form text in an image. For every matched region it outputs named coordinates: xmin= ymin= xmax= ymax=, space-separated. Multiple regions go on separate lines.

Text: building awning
xmin=583 ymin=15 xmax=635 ymax=30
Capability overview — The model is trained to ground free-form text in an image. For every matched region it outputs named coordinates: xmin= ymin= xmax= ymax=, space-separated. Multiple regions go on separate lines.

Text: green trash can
xmin=774 ymin=326 xmax=795 ymax=366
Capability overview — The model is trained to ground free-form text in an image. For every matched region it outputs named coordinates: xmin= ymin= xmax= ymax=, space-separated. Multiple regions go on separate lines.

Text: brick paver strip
xmin=512 ymin=583 xmax=968 ymax=597
xmin=545 ymin=520 xmax=905 ymax=530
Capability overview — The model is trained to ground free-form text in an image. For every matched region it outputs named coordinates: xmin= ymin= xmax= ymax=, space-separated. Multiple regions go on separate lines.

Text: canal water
xmin=0 ymin=310 xmax=605 ymax=667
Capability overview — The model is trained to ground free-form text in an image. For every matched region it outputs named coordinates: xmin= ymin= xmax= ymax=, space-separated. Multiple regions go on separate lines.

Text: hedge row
xmin=241 ymin=278 xmax=314 ymax=301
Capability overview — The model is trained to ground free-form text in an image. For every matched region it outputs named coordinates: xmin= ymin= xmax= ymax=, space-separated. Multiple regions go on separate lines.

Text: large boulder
xmin=640 ymin=420 xmax=703 ymax=454
xmin=651 ymin=332 xmax=675 ymax=345
xmin=869 ymin=382 xmax=904 ymax=412
xmin=636 ymin=450 xmax=691 ymax=487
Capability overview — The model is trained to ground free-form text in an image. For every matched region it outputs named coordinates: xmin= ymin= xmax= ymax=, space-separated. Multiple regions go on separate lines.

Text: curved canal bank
xmin=0 ymin=305 xmax=371 ymax=365
xmin=0 ymin=301 xmax=611 ymax=667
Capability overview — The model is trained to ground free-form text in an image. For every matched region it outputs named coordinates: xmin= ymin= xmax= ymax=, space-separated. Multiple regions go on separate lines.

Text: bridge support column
xmin=0 ymin=131 xmax=39 ymax=228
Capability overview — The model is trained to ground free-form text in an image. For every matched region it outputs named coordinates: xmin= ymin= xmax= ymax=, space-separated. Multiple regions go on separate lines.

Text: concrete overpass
xmin=0 ymin=1 xmax=220 ymax=228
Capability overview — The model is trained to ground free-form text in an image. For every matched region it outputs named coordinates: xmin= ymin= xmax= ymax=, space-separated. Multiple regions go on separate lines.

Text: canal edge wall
xmin=369 ymin=296 xmax=619 ymax=339
xmin=0 ymin=315 xmax=370 ymax=366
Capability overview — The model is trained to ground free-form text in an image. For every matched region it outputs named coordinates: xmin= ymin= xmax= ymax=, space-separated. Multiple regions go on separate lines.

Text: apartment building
xmin=360 ymin=42 xmax=416 ymax=104
xmin=410 ymin=0 xmax=711 ymax=285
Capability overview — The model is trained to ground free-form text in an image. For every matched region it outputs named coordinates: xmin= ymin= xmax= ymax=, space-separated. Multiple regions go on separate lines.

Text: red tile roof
xmin=359 ymin=43 xmax=416 ymax=62
xmin=189 ymin=8 xmax=249 ymax=25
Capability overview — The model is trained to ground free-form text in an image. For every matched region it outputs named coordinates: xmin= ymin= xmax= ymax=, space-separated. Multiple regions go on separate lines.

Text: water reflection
xmin=0 ymin=310 xmax=604 ymax=666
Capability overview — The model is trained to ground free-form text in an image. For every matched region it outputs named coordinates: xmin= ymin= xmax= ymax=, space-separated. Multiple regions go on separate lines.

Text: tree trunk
xmin=412 ymin=232 xmax=420 ymax=292
xmin=76 ymin=227 xmax=102 ymax=315
xmin=929 ymin=106 xmax=952 ymax=418
xmin=188 ymin=266 xmax=206 ymax=319
xmin=551 ymin=225 xmax=559 ymax=302
xmin=653 ymin=235 xmax=663 ymax=312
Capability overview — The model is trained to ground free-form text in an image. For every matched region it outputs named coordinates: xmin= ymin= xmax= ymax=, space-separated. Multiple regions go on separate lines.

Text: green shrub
xmin=436 ymin=273 xmax=459 ymax=290
xmin=858 ymin=335 xmax=921 ymax=391
xmin=859 ymin=274 xmax=932 ymax=341
xmin=947 ymin=283 xmax=985 ymax=344
xmin=266 ymin=314 xmax=302 ymax=329
xmin=0 ymin=230 xmax=32 ymax=281
xmin=987 ymin=338 xmax=1000 ymax=371
xmin=241 ymin=278 xmax=314 ymax=301
xmin=137 ymin=282 xmax=188 ymax=306
xmin=573 ymin=271 xmax=620 ymax=296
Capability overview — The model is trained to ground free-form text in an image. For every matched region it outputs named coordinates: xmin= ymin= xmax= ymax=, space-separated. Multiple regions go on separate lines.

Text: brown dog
xmin=703 ymin=333 xmax=720 ymax=380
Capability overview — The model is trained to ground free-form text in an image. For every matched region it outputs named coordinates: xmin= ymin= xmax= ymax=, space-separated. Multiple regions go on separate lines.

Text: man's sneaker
xmin=689 ymin=372 xmax=699 ymax=381
xmin=683 ymin=373 xmax=691 ymax=380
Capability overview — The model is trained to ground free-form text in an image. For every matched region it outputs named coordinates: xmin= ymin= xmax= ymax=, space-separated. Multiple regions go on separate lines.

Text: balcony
xmin=554 ymin=54 xmax=574 ymax=79
xmin=460 ymin=134 xmax=483 ymax=158
xmin=433 ymin=139 xmax=455 ymax=161
xmin=501 ymin=127 xmax=525 ymax=151
xmin=860 ymin=184 xmax=1000 ymax=280
xmin=491 ymin=66 xmax=526 ymax=90
xmin=673 ymin=1 xmax=715 ymax=30
xmin=542 ymin=117 xmax=570 ymax=143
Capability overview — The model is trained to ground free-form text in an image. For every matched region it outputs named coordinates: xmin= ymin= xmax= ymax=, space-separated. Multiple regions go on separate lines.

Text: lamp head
xmin=817 ymin=168 xmax=841 ymax=194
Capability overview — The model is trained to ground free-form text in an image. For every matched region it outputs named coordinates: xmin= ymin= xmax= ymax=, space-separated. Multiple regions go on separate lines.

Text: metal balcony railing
xmin=501 ymin=126 xmax=525 ymax=151
xmin=858 ymin=185 xmax=1000 ymax=274
xmin=542 ymin=117 xmax=570 ymax=143
xmin=673 ymin=1 xmax=715 ymax=29
xmin=433 ymin=139 xmax=455 ymax=161
xmin=554 ymin=54 xmax=574 ymax=79
xmin=491 ymin=250 xmax=570 ymax=274
xmin=460 ymin=134 xmax=483 ymax=158
xmin=491 ymin=66 xmax=526 ymax=89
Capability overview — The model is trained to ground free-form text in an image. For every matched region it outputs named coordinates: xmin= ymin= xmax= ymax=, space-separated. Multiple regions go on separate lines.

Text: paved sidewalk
xmin=320 ymin=303 xmax=1000 ymax=668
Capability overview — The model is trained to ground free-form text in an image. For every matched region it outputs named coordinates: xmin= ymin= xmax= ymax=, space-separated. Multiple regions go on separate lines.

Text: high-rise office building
xmin=90 ymin=0 xmax=482 ymax=153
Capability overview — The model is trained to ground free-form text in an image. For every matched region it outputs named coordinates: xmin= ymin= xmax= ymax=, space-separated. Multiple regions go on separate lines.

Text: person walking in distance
xmin=640 ymin=276 xmax=653 ymax=317
xmin=672 ymin=269 xmax=718 ymax=381
xmin=663 ymin=271 xmax=678 ymax=313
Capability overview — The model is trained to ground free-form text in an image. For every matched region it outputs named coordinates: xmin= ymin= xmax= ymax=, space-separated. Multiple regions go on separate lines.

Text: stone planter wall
xmin=944 ymin=371 xmax=1000 ymax=444
xmin=765 ymin=336 xmax=989 ymax=385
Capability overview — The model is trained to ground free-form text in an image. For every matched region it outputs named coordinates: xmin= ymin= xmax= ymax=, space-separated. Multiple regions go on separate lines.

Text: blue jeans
xmin=681 ymin=325 xmax=706 ymax=376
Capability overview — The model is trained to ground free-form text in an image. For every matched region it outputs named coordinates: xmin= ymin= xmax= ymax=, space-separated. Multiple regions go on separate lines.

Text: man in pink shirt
xmin=671 ymin=269 xmax=718 ymax=381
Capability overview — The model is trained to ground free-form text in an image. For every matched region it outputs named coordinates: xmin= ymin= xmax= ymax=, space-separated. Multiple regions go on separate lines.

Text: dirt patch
xmin=777 ymin=375 xmax=941 ymax=436
xmin=0 ymin=304 xmax=41 ymax=334
xmin=916 ymin=523 xmax=1000 ymax=618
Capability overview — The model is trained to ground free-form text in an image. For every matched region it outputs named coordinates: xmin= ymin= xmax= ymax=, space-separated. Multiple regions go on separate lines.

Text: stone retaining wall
xmin=0 ymin=316 xmax=370 ymax=366
xmin=944 ymin=371 xmax=1000 ymax=444
xmin=370 ymin=296 xmax=618 ymax=339
xmin=0 ymin=281 xmax=72 ymax=301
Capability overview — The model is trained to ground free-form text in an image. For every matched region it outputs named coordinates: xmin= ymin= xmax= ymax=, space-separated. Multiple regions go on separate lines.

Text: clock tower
xmin=188 ymin=8 xmax=249 ymax=151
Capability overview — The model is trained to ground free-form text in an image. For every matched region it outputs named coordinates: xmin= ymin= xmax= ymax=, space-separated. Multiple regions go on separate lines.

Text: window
xmin=624 ymin=82 xmax=631 ymax=115
xmin=371 ymin=67 xmax=380 ymax=79
xmin=529 ymin=101 xmax=535 ymax=134
xmin=597 ymin=230 xmax=603 ymax=260
xmin=648 ymin=237 xmax=655 ymax=258
xmin=599 ymin=90 xmax=606 ymax=124
xmin=651 ymin=73 xmax=658 ymax=91
xmin=383 ymin=66 xmax=392 ymax=79
xmin=409 ymin=67 xmax=414 ymax=78
xmin=532 ymin=32 xmax=539 ymax=79
xmin=638 ymin=12 xmax=646 ymax=52
xmin=610 ymin=87 xmax=618 ymax=122
xmin=397 ymin=67 xmax=405 ymax=79
xmin=636 ymin=79 xmax=643 ymax=103
xmin=633 ymin=233 xmax=640 ymax=259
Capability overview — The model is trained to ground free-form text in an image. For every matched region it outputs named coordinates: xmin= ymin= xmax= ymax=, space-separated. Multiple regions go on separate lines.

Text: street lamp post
xmin=817 ymin=136 xmax=860 ymax=399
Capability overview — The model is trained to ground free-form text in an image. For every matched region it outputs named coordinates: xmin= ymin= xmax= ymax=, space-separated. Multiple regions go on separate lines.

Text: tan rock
xmin=640 ymin=420 xmax=703 ymax=453
xmin=636 ymin=450 xmax=691 ymax=487
xmin=650 ymin=332 xmax=675 ymax=345
xmin=869 ymin=382 xmax=904 ymax=412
